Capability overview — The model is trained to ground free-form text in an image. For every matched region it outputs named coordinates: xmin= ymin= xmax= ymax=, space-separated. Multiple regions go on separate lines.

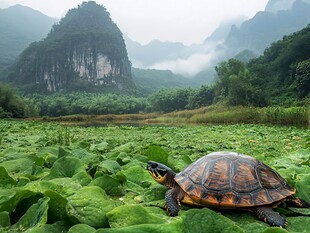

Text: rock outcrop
xmin=10 ymin=1 xmax=133 ymax=92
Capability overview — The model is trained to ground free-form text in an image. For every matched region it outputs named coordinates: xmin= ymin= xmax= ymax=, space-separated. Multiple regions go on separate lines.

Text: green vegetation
xmin=0 ymin=83 xmax=38 ymax=118
xmin=132 ymin=68 xmax=202 ymax=95
xmin=144 ymin=106 xmax=309 ymax=126
xmin=1 ymin=5 xmax=310 ymax=127
xmin=0 ymin=120 xmax=309 ymax=232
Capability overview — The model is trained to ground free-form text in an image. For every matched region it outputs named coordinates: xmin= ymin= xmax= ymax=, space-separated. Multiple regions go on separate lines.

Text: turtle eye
xmin=151 ymin=163 xmax=158 ymax=169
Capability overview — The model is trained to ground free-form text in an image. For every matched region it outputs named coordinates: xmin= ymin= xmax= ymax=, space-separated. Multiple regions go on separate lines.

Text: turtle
xmin=147 ymin=151 xmax=310 ymax=227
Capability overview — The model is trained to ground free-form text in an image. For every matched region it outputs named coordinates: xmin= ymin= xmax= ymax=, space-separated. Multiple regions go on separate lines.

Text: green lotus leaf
xmin=143 ymin=184 xmax=167 ymax=202
xmin=17 ymin=177 xmax=31 ymax=187
xmin=72 ymin=171 xmax=92 ymax=186
xmin=262 ymin=227 xmax=289 ymax=233
xmin=182 ymin=208 xmax=244 ymax=233
xmin=66 ymin=186 xmax=117 ymax=228
xmin=110 ymin=142 xmax=136 ymax=154
xmin=90 ymin=174 xmax=125 ymax=196
xmin=123 ymin=165 xmax=153 ymax=188
xmin=240 ymin=222 xmax=268 ymax=233
xmin=146 ymin=146 xmax=171 ymax=167
xmin=41 ymin=178 xmax=82 ymax=197
xmin=106 ymin=204 xmax=166 ymax=228
xmin=0 ymin=211 xmax=10 ymax=227
xmin=286 ymin=216 xmax=310 ymax=233
xmin=288 ymin=207 xmax=310 ymax=215
xmin=9 ymin=196 xmax=49 ymax=232
xmin=0 ymin=189 xmax=37 ymax=213
xmin=70 ymin=148 xmax=100 ymax=166
xmin=0 ymin=166 xmax=16 ymax=187
xmin=98 ymin=160 xmax=121 ymax=175
xmin=23 ymin=180 xmax=78 ymax=197
xmin=44 ymin=190 xmax=68 ymax=222
xmin=96 ymin=219 xmax=183 ymax=233
xmin=91 ymin=141 xmax=109 ymax=152
xmin=0 ymin=148 xmax=28 ymax=161
xmin=0 ymin=158 xmax=34 ymax=178
xmin=294 ymin=173 xmax=310 ymax=203
xmin=0 ymin=189 xmax=16 ymax=207
xmin=44 ymin=157 xmax=90 ymax=185
xmin=21 ymin=221 xmax=68 ymax=233
xmin=116 ymin=152 xmax=131 ymax=165
xmin=36 ymin=146 xmax=59 ymax=160
xmin=68 ymin=224 xmax=96 ymax=233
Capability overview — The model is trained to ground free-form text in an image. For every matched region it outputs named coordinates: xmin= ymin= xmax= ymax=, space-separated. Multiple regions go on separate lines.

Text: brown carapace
xmin=147 ymin=151 xmax=310 ymax=228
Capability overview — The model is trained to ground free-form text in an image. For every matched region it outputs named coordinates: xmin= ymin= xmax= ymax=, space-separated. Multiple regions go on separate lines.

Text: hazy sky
xmin=1 ymin=0 xmax=269 ymax=45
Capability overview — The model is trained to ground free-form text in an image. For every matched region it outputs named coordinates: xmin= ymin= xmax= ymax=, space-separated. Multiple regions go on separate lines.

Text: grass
xmin=144 ymin=106 xmax=310 ymax=126
xmin=36 ymin=105 xmax=310 ymax=127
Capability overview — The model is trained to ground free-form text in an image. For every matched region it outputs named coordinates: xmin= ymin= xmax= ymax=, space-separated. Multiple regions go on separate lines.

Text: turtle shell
xmin=174 ymin=152 xmax=295 ymax=208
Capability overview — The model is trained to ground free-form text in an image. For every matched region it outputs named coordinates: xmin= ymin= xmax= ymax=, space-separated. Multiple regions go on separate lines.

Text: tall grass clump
xmin=262 ymin=107 xmax=309 ymax=125
xmin=189 ymin=106 xmax=262 ymax=124
xmin=182 ymin=106 xmax=309 ymax=126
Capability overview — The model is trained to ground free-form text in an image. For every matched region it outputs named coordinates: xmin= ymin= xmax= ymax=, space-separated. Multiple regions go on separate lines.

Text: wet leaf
xmin=182 ymin=208 xmax=244 ymax=233
xmin=9 ymin=197 xmax=49 ymax=232
xmin=68 ymin=224 xmax=96 ymax=233
xmin=90 ymin=174 xmax=126 ymax=196
xmin=66 ymin=186 xmax=118 ymax=228
xmin=106 ymin=204 xmax=166 ymax=228
xmin=0 ymin=167 xmax=16 ymax=187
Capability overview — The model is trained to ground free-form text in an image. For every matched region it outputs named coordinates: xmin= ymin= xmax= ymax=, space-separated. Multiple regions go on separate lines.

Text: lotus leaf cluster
xmin=0 ymin=120 xmax=309 ymax=232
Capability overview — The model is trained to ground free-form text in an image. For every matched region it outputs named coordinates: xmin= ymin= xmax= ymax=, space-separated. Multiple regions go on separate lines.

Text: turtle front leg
xmin=165 ymin=188 xmax=183 ymax=216
xmin=254 ymin=207 xmax=288 ymax=228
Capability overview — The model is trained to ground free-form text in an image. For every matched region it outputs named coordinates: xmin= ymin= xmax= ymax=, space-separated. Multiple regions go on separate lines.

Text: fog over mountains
xmin=1 ymin=0 xmax=310 ymax=86
xmin=0 ymin=4 xmax=57 ymax=76
xmin=125 ymin=0 xmax=310 ymax=79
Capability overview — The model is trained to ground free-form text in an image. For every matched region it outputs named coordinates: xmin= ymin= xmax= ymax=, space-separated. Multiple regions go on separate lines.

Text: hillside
xmin=132 ymin=68 xmax=203 ymax=95
xmin=125 ymin=0 xmax=310 ymax=83
xmin=224 ymin=0 xmax=310 ymax=57
xmin=248 ymin=24 xmax=310 ymax=102
xmin=7 ymin=1 xmax=134 ymax=93
xmin=0 ymin=4 xmax=57 ymax=78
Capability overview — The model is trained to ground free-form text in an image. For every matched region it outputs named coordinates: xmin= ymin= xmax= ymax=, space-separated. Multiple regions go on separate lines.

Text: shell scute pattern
xmin=174 ymin=152 xmax=295 ymax=208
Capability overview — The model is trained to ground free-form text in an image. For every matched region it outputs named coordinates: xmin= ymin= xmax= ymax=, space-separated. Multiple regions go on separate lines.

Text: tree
xmin=187 ymin=85 xmax=214 ymax=109
xmin=295 ymin=59 xmax=310 ymax=98
xmin=0 ymin=84 xmax=36 ymax=118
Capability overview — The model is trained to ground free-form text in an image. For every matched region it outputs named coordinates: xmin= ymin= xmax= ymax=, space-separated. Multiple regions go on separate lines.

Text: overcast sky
xmin=1 ymin=0 xmax=269 ymax=45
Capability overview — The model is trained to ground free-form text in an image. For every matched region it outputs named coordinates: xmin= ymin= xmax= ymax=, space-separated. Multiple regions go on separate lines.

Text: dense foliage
xmin=248 ymin=25 xmax=310 ymax=103
xmin=0 ymin=120 xmax=309 ymax=232
xmin=0 ymin=84 xmax=38 ymax=118
xmin=30 ymin=93 xmax=147 ymax=117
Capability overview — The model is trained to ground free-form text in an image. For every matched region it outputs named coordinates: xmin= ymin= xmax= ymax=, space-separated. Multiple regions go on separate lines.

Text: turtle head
xmin=147 ymin=161 xmax=176 ymax=188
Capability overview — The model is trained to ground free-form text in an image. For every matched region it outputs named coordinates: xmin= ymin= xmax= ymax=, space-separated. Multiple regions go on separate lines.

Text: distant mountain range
xmin=224 ymin=0 xmax=310 ymax=57
xmin=1 ymin=0 xmax=310 ymax=93
xmin=0 ymin=4 xmax=57 ymax=77
xmin=125 ymin=0 xmax=310 ymax=83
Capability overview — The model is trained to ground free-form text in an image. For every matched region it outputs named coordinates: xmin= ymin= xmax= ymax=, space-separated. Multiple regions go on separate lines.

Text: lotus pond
xmin=0 ymin=119 xmax=309 ymax=233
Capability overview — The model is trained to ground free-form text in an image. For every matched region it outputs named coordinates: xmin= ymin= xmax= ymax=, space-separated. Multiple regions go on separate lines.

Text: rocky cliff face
xmin=10 ymin=1 xmax=133 ymax=92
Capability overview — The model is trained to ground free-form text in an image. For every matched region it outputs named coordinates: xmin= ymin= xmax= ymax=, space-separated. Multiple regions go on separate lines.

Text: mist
xmin=149 ymin=42 xmax=223 ymax=77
